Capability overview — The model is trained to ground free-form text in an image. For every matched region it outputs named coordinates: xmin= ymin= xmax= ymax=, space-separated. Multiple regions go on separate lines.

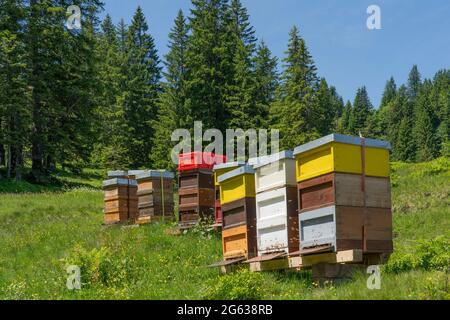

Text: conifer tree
xmin=184 ymin=0 xmax=229 ymax=132
xmin=348 ymin=86 xmax=373 ymax=135
xmin=94 ymin=15 xmax=130 ymax=168
xmin=151 ymin=10 xmax=189 ymax=169
xmin=339 ymin=101 xmax=352 ymax=134
xmin=270 ymin=26 xmax=319 ymax=149
xmin=0 ymin=0 xmax=29 ymax=180
xmin=122 ymin=7 xmax=161 ymax=167
xmin=414 ymin=80 xmax=439 ymax=161
xmin=407 ymin=65 xmax=422 ymax=103
xmin=253 ymin=40 xmax=278 ymax=128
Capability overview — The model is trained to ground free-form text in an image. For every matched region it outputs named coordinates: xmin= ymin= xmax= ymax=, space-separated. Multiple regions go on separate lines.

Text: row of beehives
xmin=216 ymin=134 xmax=393 ymax=265
xmin=103 ymin=170 xmax=175 ymax=225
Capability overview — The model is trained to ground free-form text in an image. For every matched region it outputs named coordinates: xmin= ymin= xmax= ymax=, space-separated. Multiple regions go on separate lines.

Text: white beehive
xmin=253 ymin=151 xmax=297 ymax=194
xmin=256 ymin=186 xmax=298 ymax=255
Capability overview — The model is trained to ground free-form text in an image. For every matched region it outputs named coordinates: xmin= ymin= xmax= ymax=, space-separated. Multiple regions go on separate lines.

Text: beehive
xmin=219 ymin=166 xmax=256 ymax=205
xmin=213 ymin=161 xmax=246 ymax=225
xmin=218 ymin=166 xmax=257 ymax=260
xmin=178 ymin=169 xmax=215 ymax=226
xmin=135 ymin=171 xmax=174 ymax=224
xmin=254 ymin=151 xmax=297 ymax=193
xmin=299 ymin=206 xmax=393 ymax=253
xmin=293 ymin=134 xmax=391 ymax=182
xmin=298 ymin=173 xmax=391 ymax=212
xmin=294 ymin=134 xmax=393 ymax=255
xmin=103 ymin=178 xmax=137 ymax=224
xmin=253 ymin=151 xmax=299 ymax=256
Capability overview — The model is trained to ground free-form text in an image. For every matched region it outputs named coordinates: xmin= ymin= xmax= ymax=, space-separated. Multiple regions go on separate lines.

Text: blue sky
xmin=101 ymin=0 xmax=450 ymax=107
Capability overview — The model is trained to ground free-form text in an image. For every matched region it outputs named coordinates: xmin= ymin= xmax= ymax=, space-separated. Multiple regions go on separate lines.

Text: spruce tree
xmin=94 ymin=15 xmax=130 ymax=168
xmin=430 ymin=70 xmax=450 ymax=156
xmin=348 ymin=86 xmax=373 ymax=136
xmin=407 ymin=65 xmax=422 ymax=103
xmin=224 ymin=0 xmax=262 ymax=129
xmin=184 ymin=0 xmax=229 ymax=132
xmin=270 ymin=26 xmax=319 ymax=149
xmin=0 ymin=0 xmax=29 ymax=180
xmin=414 ymin=80 xmax=439 ymax=161
xmin=380 ymin=77 xmax=397 ymax=109
xmin=122 ymin=7 xmax=161 ymax=167
xmin=339 ymin=101 xmax=352 ymax=134
xmin=253 ymin=40 xmax=278 ymax=128
xmin=151 ymin=10 xmax=189 ymax=170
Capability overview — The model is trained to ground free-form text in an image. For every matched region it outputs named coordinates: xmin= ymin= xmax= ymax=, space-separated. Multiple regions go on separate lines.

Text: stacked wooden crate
xmin=135 ymin=170 xmax=175 ymax=224
xmin=218 ymin=166 xmax=257 ymax=261
xmin=294 ymin=134 xmax=393 ymax=255
xmin=103 ymin=173 xmax=139 ymax=225
xmin=178 ymin=152 xmax=226 ymax=227
xmin=213 ymin=161 xmax=245 ymax=226
xmin=252 ymin=151 xmax=299 ymax=257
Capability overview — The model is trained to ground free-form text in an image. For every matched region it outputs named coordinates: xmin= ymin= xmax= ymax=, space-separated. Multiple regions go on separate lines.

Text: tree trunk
xmin=0 ymin=144 xmax=5 ymax=167
xmin=30 ymin=0 xmax=45 ymax=182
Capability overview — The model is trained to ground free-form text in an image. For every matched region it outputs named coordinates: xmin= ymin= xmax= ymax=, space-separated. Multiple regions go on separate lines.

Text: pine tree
xmin=339 ymin=101 xmax=352 ymax=134
xmin=270 ymin=26 xmax=319 ymax=149
xmin=389 ymin=85 xmax=415 ymax=161
xmin=348 ymin=86 xmax=373 ymax=136
xmin=184 ymin=0 xmax=230 ymax=132
xmin=253 ymin=40 xmax=278 ymax=128
xmin=414 ymin=80 xmax=439 ymax=161
xmin=380 ymin=77 xmax=397 ymax=109
xmin=219 ymin=0 xmax=258 ymax=129
xmin=315 ymin=78 xmax=338 ymax=135
xmin=430 ymin=70 xmax=450 ymax=156
xmin=122 ymin=7 xmax=161 ymax=167
xmin=151 ymin=10 xmax=189 ymax=170
xmin=407 ymin=65 xmax=422 ymax=103
xmin=0 ymin=0 xmax=30 ymax=180
xmin=93 ymin=15 xmax=130 ymax=168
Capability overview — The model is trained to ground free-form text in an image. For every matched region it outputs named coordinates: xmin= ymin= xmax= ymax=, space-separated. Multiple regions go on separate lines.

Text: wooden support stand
xmin=311 ymin=263 xmax=367 ymax=286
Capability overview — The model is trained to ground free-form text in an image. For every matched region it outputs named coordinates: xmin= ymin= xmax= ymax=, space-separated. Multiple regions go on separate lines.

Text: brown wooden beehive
xmin=135 ymin=171 xmax=175 ymax=224
xmin=299 ymin=205 xmax=393 ymax=254
xmin=103 ymin=178 xmax=137 ymax=225
xmin=178 ymin=169 xmax=215 ymax=226
xmin=298 ymin=172 xmax=391 ymax=212
xmin=218 ymin=166 xmax=258 ymax=260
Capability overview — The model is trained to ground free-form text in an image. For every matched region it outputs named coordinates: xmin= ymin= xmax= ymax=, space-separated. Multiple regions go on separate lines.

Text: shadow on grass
xmin=0 ymin=168 xmax=104 ymax=194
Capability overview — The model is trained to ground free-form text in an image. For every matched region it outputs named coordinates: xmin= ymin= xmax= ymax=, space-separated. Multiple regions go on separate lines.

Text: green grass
xmin=0 ymin=159 xmax=449 ymax=300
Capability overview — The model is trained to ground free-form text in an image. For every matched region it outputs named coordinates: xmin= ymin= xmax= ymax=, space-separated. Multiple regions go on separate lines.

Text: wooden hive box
xmin=103 ymin=178 xmax=137 ymax=224
xmin=254 ymin=151 xmax=297 ymax=193
xmin=299 ymin=206 xmax=393 ymax=254
xmin=135 ymin=171 xmax=174 ymax=223
xmin=219 ymin=166 xmax=257 ymax=260
xmin=252 ymin=150 xmax=299 ymax=256
xmin=298 ymin=172 xmax=391 ymax=212
xmin=178 ymin=169 xmax=215 ymax=226
xmin=213 ymin=161 xmax=246 ymax=225
xmin=293 ymin=134 xmax=391 ymax=183
xmin=179 ymin=169 xmax=214 ymax=189
xmin=219 ymin=166 xmax=256 ymax=205
xmin=255 ymin=186 xmax=299 ymax=256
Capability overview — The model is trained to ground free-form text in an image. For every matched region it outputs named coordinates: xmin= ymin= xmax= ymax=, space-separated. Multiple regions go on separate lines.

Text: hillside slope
xmin=0 ymin=159 xmax=448 ymax=300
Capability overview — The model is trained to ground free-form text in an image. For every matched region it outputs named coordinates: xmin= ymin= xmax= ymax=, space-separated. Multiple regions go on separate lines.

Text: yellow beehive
xmin=213 ymin=161 xmax=246 ymax=186
xmin=218 ymin=166 xmax=256 ymax=205
xmin=294 ymin=134 xmax=391 ymax=182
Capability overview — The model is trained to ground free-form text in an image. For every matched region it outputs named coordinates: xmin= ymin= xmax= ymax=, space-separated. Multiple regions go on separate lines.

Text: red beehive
xmin=178 ymin=152 xmax=227 ymax=172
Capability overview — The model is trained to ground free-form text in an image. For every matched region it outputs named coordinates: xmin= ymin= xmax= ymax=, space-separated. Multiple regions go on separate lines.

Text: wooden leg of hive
xmin=312 ymin=263 xmax=367 ymax=286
